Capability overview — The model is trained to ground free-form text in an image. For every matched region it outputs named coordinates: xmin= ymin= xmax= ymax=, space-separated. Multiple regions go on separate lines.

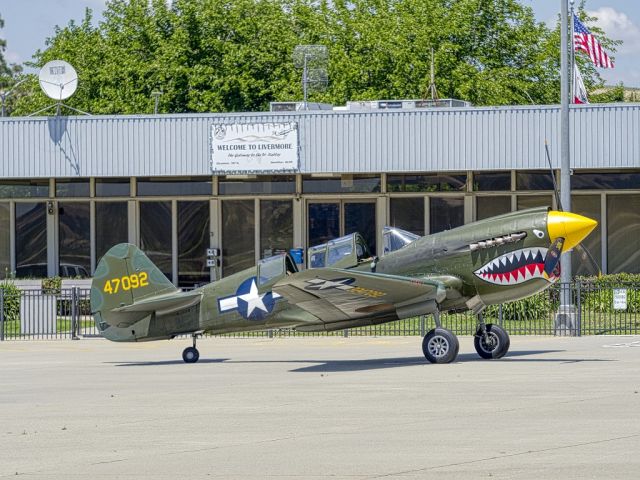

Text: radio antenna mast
xmin=293 ymin=45 xmax=329 ymax=110
xmin=423 ymin=48 xmax=439 ymax=101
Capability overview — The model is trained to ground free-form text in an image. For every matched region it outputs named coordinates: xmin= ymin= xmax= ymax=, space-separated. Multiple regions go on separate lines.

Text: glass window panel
xmin=140 ymin=201 xmax=173 ymax=281
xmin=572 ymin=172 xmax=640 ymax=190
xmin=96 ymin=179 xmax=130 ymax=197
xmin=178 ymin=201 xmax=210 ymax=288
xmin=222 ymin=200 xmax=255 ymax=276
xmin=0 ymin=204 xmax=9 ymax=278
xmin=572 ymin=195 xmax=602 ymax=276
xmin=96 ymin=202 xmax=128 ymax=262
xmin=308 ymin=245 xmax=327 ymax=268
xmin=219 ymin=175 xmax=295 ymax=195
xmin=15 ymin=203 xmax=47 ymax=277
xmin=258 ymin=256 xmax=284 ymax=285
xmin=344 ymin=202 xmax=376 ymax=254
xmin=477 ymin=196 xmax=511 ymax=220
xmin=58 ymin=203 xmax=90 ymax=277
xmin=607 ymin=195 xmax=640 ymax=274
xmin=473 ymin=171 xmax=511 ymax=191
xmin=303 ymin=175 xmax=381 ymax=194
xmin=387 ymin=174 xmax=466 ymax=192
xmin=327 ymin=236 xmax=354 ymax=266
xmin=260 ymin=200 xmax=293 ymax=259
xmin=390 ymin=197 xmax=424 ymax=236
xmin=516 ymin=171 xmax=555 ymax=190
xmin=137 ymin=177 xmax=212 ymax=196
xmin=0 ymin=180 xmax=49 ymax=198
xmin=308 ymin=203 xmax=340 ymax=247
xmin=430 ymin=197 xmax=464 ymax=233
xmin=56 ymin=179 xmax=90 ymax=198
xmin=517 ymin=195 xmax=553 ymax=210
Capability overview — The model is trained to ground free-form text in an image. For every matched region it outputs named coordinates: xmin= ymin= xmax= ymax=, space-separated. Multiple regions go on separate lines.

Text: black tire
xmin=422 ymin=328 xmax=459 ymax=364
xmin=474 ymin=324 xmax=510 ymax=359
xmin=182 ymin=346 xmax=200 ymax=363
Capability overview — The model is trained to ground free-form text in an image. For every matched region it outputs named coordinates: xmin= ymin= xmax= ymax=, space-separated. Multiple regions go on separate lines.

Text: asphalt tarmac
xmin=1 ymin=335 xmax=640 ymax=479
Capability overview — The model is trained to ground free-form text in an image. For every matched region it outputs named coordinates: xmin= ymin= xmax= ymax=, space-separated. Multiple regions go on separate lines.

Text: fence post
xmin=343 ymin=328 xmax=349 ymax=338
xmin=0 ymin=289 xmax=4 ymax=341
xmin=576 ymin=280 xmax=581 ymax=337
xmin=498 ymin=304 xmax=503 ymax=327
xmin=71 ymin=287 xmax=79 ymax=340
xmin=419 ymin=316 xmax=425 ymax=336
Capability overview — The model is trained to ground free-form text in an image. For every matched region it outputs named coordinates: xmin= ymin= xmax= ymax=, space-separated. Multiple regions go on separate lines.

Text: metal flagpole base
xmin=554 ymin=304 xmax=578 ymax=336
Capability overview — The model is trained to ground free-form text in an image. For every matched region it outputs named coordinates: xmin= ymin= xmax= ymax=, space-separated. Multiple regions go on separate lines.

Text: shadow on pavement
xmin=108 ymin=358 xmax=230 ymax=367
xmin=108 ymin=349 xmax=611 ymax=371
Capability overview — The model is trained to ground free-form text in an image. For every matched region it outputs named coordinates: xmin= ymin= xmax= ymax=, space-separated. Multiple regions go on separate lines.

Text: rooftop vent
xmin=270 ymin=102 xmax=334 ymax=112
xmin=345 ymin=98 xmax=471 ymax=111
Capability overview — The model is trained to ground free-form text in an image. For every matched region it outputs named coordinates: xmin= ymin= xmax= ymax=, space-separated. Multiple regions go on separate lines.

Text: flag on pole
xmin=573 ymin=14 xmax=614 ymax=68
xmin=573 ymin=64 xmax=589 ymax=104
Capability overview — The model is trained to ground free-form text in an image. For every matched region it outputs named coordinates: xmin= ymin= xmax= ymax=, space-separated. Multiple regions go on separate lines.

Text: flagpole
xmin=557 ymin=0 xmax=575 ymax=334
xmin=570 ymin=0 xmax=575 ymax=103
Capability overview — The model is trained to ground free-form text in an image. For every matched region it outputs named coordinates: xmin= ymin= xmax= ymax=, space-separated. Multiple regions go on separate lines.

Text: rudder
xmin=91 ymin=243 xmax=177 ymax=336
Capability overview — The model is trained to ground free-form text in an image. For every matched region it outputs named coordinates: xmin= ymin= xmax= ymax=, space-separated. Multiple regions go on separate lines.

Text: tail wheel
xmin=182 ymin=346 xmax=200 ymax=363
xmin=474 ymin=324 xmax=510 ymax=359
xmin=422 ymin=328 xmax=459 ymax=364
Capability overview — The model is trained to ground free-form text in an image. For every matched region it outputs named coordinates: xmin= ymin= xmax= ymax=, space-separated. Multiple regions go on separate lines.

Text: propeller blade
xmin=574 ymin=243 xmax=602 ymax=277
xmin=543 ymin=237 xmax=564 ymax=280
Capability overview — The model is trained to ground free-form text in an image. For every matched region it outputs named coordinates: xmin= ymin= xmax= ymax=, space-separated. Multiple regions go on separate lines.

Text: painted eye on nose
xmin=533 ymin=229 xmax=545 ymax=239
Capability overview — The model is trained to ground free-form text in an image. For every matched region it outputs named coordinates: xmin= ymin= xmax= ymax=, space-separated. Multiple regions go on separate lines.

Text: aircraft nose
xmin=547 ymin=211 xmax=598 ymax=252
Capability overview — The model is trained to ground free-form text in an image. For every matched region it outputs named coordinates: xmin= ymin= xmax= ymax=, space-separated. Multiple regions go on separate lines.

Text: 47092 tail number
xmin=103 ymin=272 xmax=149 ymax=294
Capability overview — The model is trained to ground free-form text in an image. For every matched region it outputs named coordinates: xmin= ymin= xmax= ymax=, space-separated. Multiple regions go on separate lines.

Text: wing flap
xmin=274 ymin=268 xmax=449 ymax=324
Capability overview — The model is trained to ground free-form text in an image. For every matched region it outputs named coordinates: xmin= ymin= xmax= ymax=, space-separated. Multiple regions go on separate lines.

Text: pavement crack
xmin=367 ymin=433 xmax=640 ymax=478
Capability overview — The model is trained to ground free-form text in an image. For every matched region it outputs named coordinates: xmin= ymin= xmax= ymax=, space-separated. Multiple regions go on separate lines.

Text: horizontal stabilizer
xmin=112 ymin=290 xmax=202 ymax=314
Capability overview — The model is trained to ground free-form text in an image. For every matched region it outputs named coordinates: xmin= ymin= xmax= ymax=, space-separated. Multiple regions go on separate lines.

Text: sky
xmin=1 ymin=0 xmax=640 ymax=87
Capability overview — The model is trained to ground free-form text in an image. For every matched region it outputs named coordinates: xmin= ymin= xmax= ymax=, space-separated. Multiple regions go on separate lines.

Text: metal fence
xmin=1 ymin=283 xmax=639 ymax=340
xmin=0 ymin=288 xmax=98 ymax=340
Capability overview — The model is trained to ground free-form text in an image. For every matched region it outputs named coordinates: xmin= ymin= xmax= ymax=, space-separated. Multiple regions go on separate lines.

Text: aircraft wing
xmin=273 ymin=268 xmax=450 ymax=323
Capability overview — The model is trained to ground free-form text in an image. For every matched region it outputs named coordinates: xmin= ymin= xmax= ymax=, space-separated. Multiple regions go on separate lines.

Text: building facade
xmin=1 ymin=104 xmax=639 ymax=286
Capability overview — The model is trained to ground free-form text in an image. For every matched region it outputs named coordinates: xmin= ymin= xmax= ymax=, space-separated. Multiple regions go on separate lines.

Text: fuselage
xmin=97 ymin=207 xmax=598 ymax=342
xmin=141 ymin=207 xmax=567 ymax=339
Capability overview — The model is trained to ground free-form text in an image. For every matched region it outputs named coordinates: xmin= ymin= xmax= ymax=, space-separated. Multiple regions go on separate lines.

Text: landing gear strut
xmin=474 ymin=315 xmax=510 ymax=359
xmin=422 ymin=310 xmax=459 ymax=364
xmin=182 ymin=335 xmax=200 ymax=363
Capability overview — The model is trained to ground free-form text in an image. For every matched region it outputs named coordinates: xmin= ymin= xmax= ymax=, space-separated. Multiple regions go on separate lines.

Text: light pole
xmin=0 ymin=77 xmax=29 ymax=117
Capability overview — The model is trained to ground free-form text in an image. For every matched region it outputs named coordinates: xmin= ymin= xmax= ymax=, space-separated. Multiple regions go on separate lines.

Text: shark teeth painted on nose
xmin=474 ymin=247 xmax=556 ymax=285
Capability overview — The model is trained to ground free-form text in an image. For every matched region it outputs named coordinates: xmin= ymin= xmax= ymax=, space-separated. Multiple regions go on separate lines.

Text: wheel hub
xmin=427 ymin=335 xmax=450 ymax=357
xmin=480 ymin=332 xmax=499 ymax=352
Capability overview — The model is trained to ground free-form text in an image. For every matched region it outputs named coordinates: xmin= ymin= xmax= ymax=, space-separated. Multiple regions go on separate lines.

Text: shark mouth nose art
xmin=474 ymin=247 xmax=558 ymax=285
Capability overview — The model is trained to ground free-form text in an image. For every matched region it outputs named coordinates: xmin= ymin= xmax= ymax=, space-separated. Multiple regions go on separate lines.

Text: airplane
xmin=90 ymin=207 xmax=597 ymax=364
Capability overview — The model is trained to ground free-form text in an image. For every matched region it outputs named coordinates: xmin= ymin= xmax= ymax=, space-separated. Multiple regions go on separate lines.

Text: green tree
xmin=1 ymin=13 xmax=12 ymax=84
xmin=9 ymin=0 xmax=622 ymax=115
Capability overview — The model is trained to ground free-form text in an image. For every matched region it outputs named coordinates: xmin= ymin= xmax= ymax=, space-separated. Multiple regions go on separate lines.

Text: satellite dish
xmin=38 ymin=60 xmax=78 ymax=101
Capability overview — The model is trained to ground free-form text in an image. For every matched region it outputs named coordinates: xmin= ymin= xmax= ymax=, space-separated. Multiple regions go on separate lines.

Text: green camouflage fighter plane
xmin=90 ymin=207 xmax=597 ymax=364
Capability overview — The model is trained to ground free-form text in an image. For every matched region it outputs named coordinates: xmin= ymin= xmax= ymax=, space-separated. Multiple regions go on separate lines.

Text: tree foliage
xmin=1 ymin=13 xmax=12 ymax=84
xmin=9 ymin=0 xmax=621 ymax=115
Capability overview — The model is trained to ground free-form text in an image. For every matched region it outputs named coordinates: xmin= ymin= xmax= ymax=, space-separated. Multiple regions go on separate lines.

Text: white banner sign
xmin=210 ymin=122 xmax=299 ymax=173
xmin=613 ymin=288 xmax=627 ymax=310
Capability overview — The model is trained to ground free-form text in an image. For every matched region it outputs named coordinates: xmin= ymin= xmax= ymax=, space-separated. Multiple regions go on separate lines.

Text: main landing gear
xmin=421 ymin=312 xmax=511 ymax=363
xmin=473 ymin=316 xmax=510 ymax=359
xmin=182 ymin=334 xmax=200 ymax=363
xmin=422 ymin=311 xmax=459 ymax=364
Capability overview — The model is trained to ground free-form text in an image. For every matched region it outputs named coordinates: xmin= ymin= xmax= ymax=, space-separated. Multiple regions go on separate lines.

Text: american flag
xmin=573 ymin=64 xmax=589 ymax=104
xmin=573 ymin=14 xmax=614 ymax=69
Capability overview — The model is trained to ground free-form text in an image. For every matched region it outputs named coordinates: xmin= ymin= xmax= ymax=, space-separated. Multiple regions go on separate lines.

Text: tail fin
xmin=91 ymin=243 xmax=177 ymax=337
